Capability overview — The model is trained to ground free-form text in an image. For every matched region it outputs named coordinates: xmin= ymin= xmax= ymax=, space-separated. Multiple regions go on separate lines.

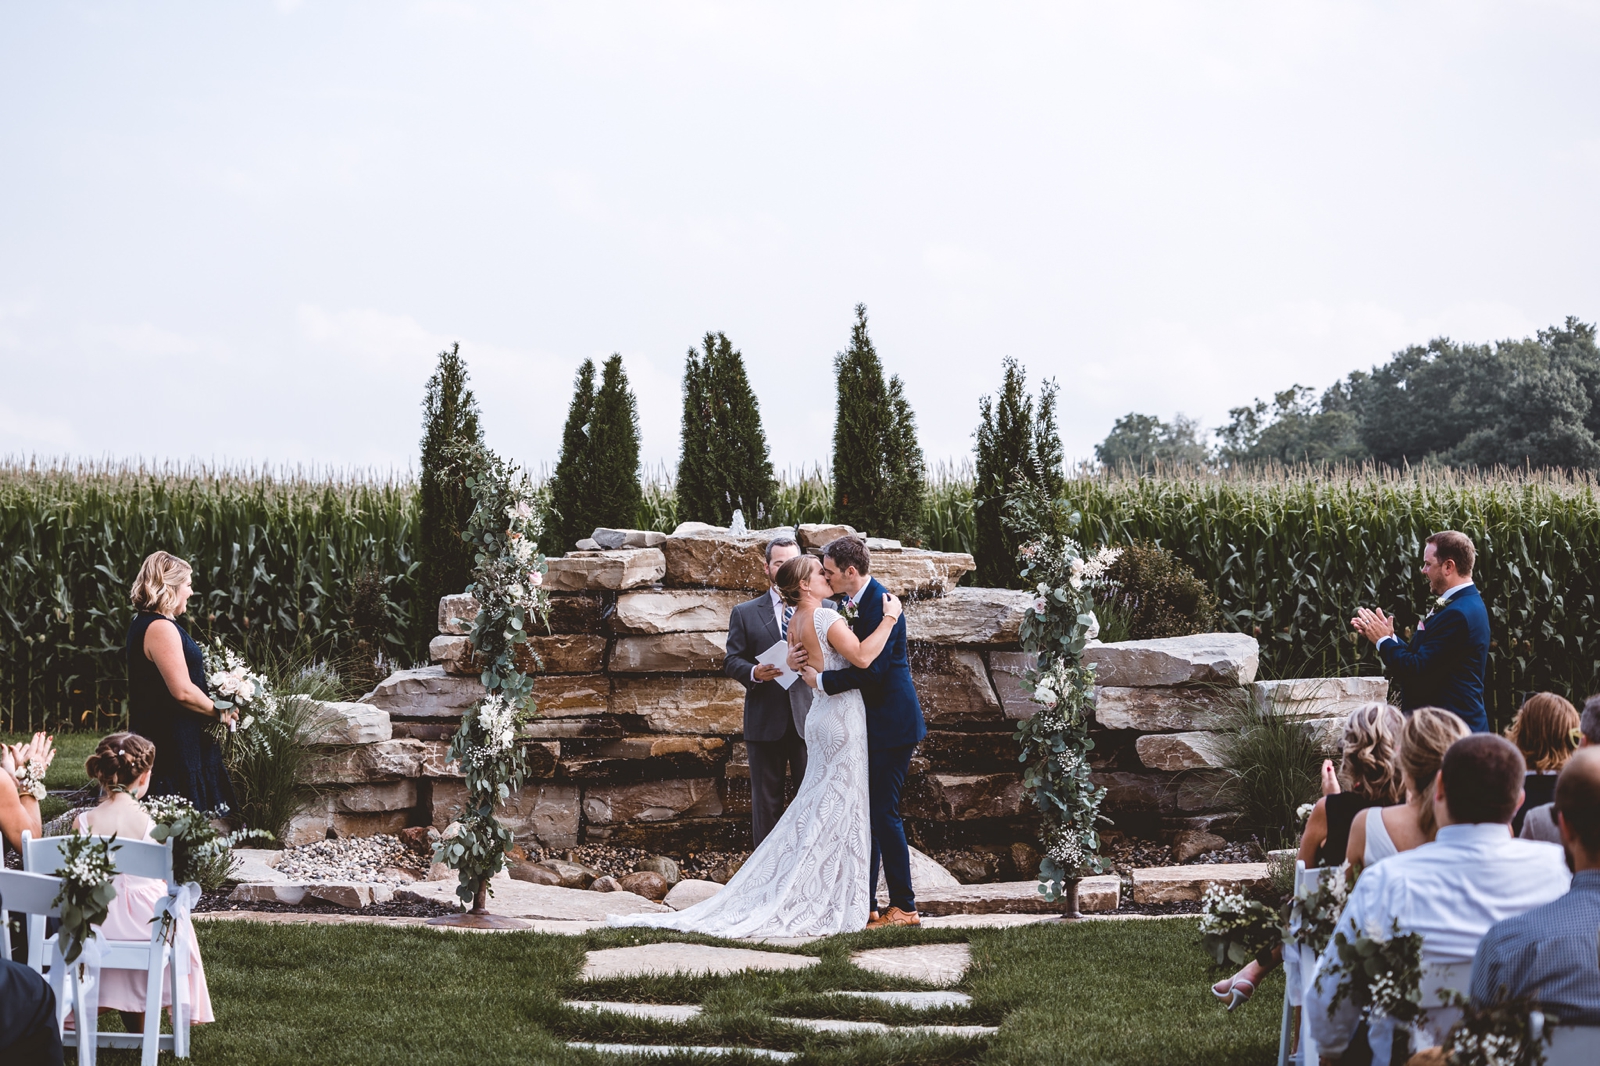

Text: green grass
xmin=73 ymin=917 xmax=1281 ymax=1065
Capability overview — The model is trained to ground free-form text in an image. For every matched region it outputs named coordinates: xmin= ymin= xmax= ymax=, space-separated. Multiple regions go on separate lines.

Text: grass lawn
xmin=75 ymin=917 xmax=1284 ymax=1065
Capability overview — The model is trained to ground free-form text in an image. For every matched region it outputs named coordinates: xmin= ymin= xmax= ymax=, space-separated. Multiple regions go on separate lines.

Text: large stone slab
xmin=663 ymin=878 xmax=722 ymax=910
xmin=581 ymin=942 xmax=818 ymax=980
xmin=429 ymin=780 xmax=582 ymax=848
xmin=912 ymin=876 xmax=1119 ymax=915
xmin=1130 ymin=862 xmax=1271 ymax=903
xmin=904 ymin=772 xmax=1026 ymax=821
xmin=403 ymin=877 xmax=671 ymax=921
xmin=431 ymin=634 xmax=609 ymax=677
xmin=1092 ymin=685 xmax=1249 ymax=732
xmin=364 ymin=666 xmax=484 ymax=717
xmin=545 ymin=548 xmax=666 ymax=592
xmin=566 ymin=1044 xmax=793 ymax=1061
xmin=529 ymin=674 xmax=610 ymax=718
xmin=1251 ymin=676 xmax=1391 ymax=717
xmin=438 ymin=592 xmax=479 ymax=635
xmin=583 ymin=778 xmax=723 ymax=824
xmin=591 ymin=527 xmax=667 ymax=550
xmin=610 ymin=676 xmax=745 ymax=733
xmin=1084 ymin=634 xmax=1260 ymax=688
xmin=302 ymin=739 xmax=432 ymax=784
xmin=306 ymin=701 xmax=392 ymax=746
xmin=283 ymin=808 xmax=409 ymax=846
xmin=830 ymin=991 xmax=973 ymax=1010
xmin=1135 ymin=731 xmax=1230 ymax=771
xmin=1091 ymin=771 xmax=1231 ymax=814
xmin=559 ymin=735 xmax=728 ymax=780
xmin=905 ymin=589 xmax=1032 ymax=645
xmin=866 ymin=550 xmax=977 ymax=598
xmin=566 ymin=1001 xmax=702 ymax=1022
xmin=612 ymin=589 xmax=749 ymax=635
xmin=329 ymin=780 xmax=419 ymax=812
xmin=796 ymin=523 xmax=857 ymax=550
xmin=776 ymin=1018 xmax=998 ymax=1038
xmin=988 ymin=650 xmax=1040 ymax=720
xmin=611 ymin=632 xmax=727 ymax=673
xmin=908 ymin=646 xmax=1003 ymax=725
xmin=850 ymin=943 xmax=970 ymax=987
xmin=662 ymin=526 xmax=793 ymax=590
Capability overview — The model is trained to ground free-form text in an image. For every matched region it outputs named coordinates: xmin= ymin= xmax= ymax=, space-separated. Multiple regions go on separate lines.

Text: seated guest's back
xmin=1347 ymin=707 xmax=1470 ymax=871
xmin=1522 ymin=694 xmax=1599 ymax=844
xmin=1309 ymin=734 xmax=1570 ymax=1061
xmin=1472 ymin=746 xmax=1600 ymax=1025
xmin=1506 ymin=692 xmax=1579 ymax=835
xmin=1300 ymin=702 xmax=1406 ymax=868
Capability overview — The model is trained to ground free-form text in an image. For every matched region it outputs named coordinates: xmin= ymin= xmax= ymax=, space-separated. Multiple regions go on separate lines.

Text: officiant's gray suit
xmin=724 ymin=590 xmax=830 ymax=845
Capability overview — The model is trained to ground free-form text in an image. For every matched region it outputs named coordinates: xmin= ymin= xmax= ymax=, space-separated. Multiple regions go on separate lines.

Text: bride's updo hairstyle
xmin=130 ymin=550 xmax=193 ymax=615
xmin=776 ymin=554 xmax=821 ymax=607
xmin=85 ymin=732 xmax=157 ymax=789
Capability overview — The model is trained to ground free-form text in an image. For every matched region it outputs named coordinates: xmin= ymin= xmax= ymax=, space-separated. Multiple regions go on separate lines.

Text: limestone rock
xmin=1134 ymin=731 xmax=1230 ymax=771
xmin=590 ymin=875 xmax=623 ymax=892
xmin=520 ymin=634 xmax=609 ymax=675
xmin=592 ymin=527 xmax=667 ymax=549
xmin=1084 ymin=634 xmax=1260 ymax=688
xmin=307 ymin=881 xmax=396 ymax=909
xmin=664 ymin=878 xmax=722 ymax=910
xmin=583 ymin=779 xmax=723 ymax=825
xmin=850 ymin=943 xmax=971 ymax=987
xmin=330 ymin=780 xmax=419 ymax=812
xmin=438 ymin=592 xmax=479 ymax=635
xmin=907 ymin=646 xmax=1003 ymax=725
xmin=1252 ymin=676 xmax=1391 ymax=717
xmin=865 ymin=537 xmax=903 ymax=551
xmin=905 ymin=589 xmax=1032 ymax=645
xmin=662 ymin=528 xmax=792 ymax=590
xmin=874 ymin=846 xmax=962 ymax=906
xmin=529 ymin=674 xmax=611 ymax=718
xmin=559 ymin=736 xmax=728 ymax=780
xmin=545 ymin=594 xmax=609 ymax=635
xmin=610 ymin=632 xmax=727 ymax=673
xmin=610 ymin=677 xmax=745 ymax=733
xmin=575 ymin=538 xmax=601 ymax=551
xmin=282 ymin=808 xmax=410 ymax=846
xmin=228 ymin=882 xmax=307 ymax=905
xmin=510 ymin=861 xmax=563 ymax=886
xmin=617 ymin=870 xmax=669 ymax=900
xmin=1090 ymin=771 xmax=1230 ymax=815
xmin=301 ymin=739 xmax=432 ymax=784
xmin=429 ymin=780 xmax=581 ymax=849
xmin=635 ymin=855 xmax=681 ymax=886
xmin=903 ymin=773 xmax=1026 ymax=821
xmin=612 ymin=589 xmax=749 ymax=634
xmin=912 ymin=876 xmax=1120 ymax=916
xmin=1300 ymin=716 xmax=1347 ymax=754
xmin=796 ymin=523 xmax=857 ymax=550
xmin=402 ymin=877 xmax=671 ymax=920
xmin=364 ymin=666 xmax=484 ymax=717
xmin=866 ymin=550 xmax=977 ymax=598
xmin=580 ymin=942 xmax=817 ymax=980
xmin=307 ymin=701 xmax=393 ymax=746
xmin=1131 ymin=862 xmax=1271 ymax=903
xmin=545 ymin=548 xmax=666 ymax=592
xmin=1092 ymin=685 xmax=1249 ymax=732
xmin=1171 ymin=829 xmax=1228 ymax=863
xmin=540 ymin=859 xmax=599 ymax=889
xmin=988 ymin=651 xmax=1040 ymax=720
xmin=229 ymin=848 xmax=288 ymax=884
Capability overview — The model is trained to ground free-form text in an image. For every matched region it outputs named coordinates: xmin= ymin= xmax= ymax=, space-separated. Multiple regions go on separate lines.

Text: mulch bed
xmin=195 ymin=889 xmax=459 ymax=919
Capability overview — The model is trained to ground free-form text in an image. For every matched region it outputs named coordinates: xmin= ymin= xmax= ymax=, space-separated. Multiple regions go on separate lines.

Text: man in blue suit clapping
xmin=1352 ymin=530 xmax=1491 ymax=732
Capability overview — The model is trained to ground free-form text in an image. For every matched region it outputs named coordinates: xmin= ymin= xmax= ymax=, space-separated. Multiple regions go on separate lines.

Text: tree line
xmin=1097 ymin=317 xmax=1600 ymax=473
xmin=416 ymin=306 xmax=1069 ymax=605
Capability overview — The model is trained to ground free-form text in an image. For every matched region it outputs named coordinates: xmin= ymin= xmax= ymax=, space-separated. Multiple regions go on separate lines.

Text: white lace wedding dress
xmin=609 ymin=607 xmax=871 ymax=938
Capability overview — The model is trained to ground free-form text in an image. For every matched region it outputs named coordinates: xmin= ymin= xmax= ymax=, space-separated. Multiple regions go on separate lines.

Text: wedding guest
xmin=1471 ymin=747 xmax=1600 ymax=1025
xmin=72 ymin=733 xmax=212 ymax=1031
xmin=0 ymin=732 xmax=54 ymax=857
xmin=126 ymin=551 xmax=238 ymax=813
xmin=1346 ymin=707 xmax=1471 ymax=872
xmin=1308 ymin=734 xmax=1569 ymax=1062
xmin=1351 ymin=530 xmax=1491 ymax=732
xmin=1505 ymin=692 xmax=1579 ymax=835
xmin=1520 ymin=694 xmax=1597 ymax=844
xmin=0 ymin=958 xmax=64 ymax=1066
xmin=1211 ymin=704 xmax=1405 ymax=1008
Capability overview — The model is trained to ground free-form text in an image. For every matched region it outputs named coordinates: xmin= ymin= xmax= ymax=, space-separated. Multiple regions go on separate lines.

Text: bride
xmin=609 ymin=553 xmax=902 ymax=938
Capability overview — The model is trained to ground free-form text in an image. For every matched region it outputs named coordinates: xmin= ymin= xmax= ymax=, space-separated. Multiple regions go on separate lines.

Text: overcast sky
xmin=3 ymin=2 xmax=1597 ymax=477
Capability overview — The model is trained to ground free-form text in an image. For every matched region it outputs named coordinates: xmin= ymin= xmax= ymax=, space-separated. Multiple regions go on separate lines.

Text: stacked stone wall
xmin=289 ymin=523 xmax=1388 ymax=852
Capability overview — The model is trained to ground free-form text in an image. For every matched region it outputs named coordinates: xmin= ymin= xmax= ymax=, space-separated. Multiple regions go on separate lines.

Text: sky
xmin=3 ymin=2 xmax=1598 ymax=477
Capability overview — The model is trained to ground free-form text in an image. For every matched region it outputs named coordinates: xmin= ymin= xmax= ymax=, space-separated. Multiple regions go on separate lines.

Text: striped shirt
xmin=1471 ymin=869 xmax=1600 ymax=1025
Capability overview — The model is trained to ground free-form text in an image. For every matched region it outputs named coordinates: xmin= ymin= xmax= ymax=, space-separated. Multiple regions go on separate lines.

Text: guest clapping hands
xmin=1 ymin=731 xmax=55 ymax=854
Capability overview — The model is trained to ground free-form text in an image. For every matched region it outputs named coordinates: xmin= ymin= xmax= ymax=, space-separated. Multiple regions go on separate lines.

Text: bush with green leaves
xmin=974 ymin=358 xmax=1064 ymax=586
xmin=548 ymin=354 xmax=644 ymax=551
xmin=831 ymin=304 xmax=926 ymax=542
xmin=676 ymin=332 xmax=778 ymax=526
xmin=1094 ymin=541 xmax=1218 ymax=642
xmin=418 ymin=343 xmax=485 ymax=611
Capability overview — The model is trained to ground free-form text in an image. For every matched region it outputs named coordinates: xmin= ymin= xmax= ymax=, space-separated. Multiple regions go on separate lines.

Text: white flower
xmin=507 ymin=583 xmax=525 ymax=601
xmin=529 ymin=570 xmax=543 ymax=588
xmin=1034 ymin=596 xmax=1049 ymax=613
xmin=1034 ymin=683 xmax=1058 ymax=706
xmin=240 ymin=714 xmax=255 ymax=731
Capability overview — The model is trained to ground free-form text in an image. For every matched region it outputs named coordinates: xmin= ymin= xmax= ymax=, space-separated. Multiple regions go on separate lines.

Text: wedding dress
xmin=609 ymin=606 xmax=871 ymax=938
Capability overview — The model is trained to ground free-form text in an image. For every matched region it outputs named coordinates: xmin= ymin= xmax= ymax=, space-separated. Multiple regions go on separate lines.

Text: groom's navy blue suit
xmin=820 ymin=575 xmax=927 ymax=914
xmin=1378 ymin=583 xmax=1491 ymax=733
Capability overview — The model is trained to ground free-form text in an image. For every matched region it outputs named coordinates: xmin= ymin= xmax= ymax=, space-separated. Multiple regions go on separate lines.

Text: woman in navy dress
xmin=126 ymin=551 xmax=239 ymax=815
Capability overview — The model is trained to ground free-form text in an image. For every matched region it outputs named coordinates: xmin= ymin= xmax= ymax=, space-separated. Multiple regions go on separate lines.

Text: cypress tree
xmin=973 ymin=357 xmax=1065 ymax=587
xmin=550 ymin=354 xmax=646 ymax=551
xmin=418 ymin=343 xmax=484 ymax=607
xmin=677 ymin=332 xmax=778 ymax=525
xmin=831 ymin=304 xmax=926 ymax=541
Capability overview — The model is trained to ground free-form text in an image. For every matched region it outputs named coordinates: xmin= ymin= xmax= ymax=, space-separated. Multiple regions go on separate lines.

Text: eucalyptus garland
xmin=1009 ymin=494 xmax=1119 ymax=901
xmin=434 ymin=442 xmax=550 ymax=907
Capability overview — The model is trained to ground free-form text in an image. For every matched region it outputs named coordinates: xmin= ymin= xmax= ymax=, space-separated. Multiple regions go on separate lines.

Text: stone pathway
xmin=829 ymin=990 xmax=972 ymax=1009
xmin=775 ymin=1017 xmax=997 ymax=1036
xmin=401 ymin=878 xmax=671 ymax=921
xmin=567 ymin=1001 xmax=703 ymax=1022
xmin=848 ymin=943 xmax=972 ymax=987
xmin=568 ymin=1043 xmax=795 ymax=1060
xmin=581 ymin=943 xmax=820 ymax=980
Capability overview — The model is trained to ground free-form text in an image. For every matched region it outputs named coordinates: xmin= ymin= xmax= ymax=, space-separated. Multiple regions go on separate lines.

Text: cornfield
xmin=7 ymin=457 xmax=1595 ymax=732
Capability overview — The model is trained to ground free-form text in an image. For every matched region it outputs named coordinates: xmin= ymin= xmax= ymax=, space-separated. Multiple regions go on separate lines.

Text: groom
xmin=792 ymin=535 xmax=927 ymax=928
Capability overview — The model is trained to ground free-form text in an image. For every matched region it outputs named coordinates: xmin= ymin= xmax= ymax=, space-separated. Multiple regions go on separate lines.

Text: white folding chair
xmin=1543 ymin=1023 xmax=1600 ymax=1066
xmin=1280 ymin=860 xmax=1340 ymax=1066
xmin=22 ymin=830 xmax=195 ymax=1065
xmin=0 ymin=868 xmax=103 ymax=1058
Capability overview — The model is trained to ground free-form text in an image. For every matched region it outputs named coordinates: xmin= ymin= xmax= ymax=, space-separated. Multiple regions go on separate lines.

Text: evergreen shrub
xmin=676 ymin=332 xmax=778 ymax=526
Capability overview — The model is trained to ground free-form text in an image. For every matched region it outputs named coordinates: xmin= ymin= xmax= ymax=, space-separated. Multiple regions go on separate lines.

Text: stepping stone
xmin=402 ymin=878 xmax=672 ymax=921
xmin=566 ymin=1001 xmax=703 ymax=1023
xmin=830 ymin=990 xmax=973 ymax=1010
xmin=1130 ymin=862 xmax=1270 ymax=904
xmin=914 ymin=876 xmax=1120 ymax=916
xmin=919 ymin=913 xmax=1059 ymax=930
xmin=849 ymin=943 xmax=971 ymax=987
xmin=568 ymin=1043 xmax=795 ymax=1061
xmin=777 ymin=1018 xmax=997 ymax=1037
xmin=582 ymin=943 xmax=820 ymax=981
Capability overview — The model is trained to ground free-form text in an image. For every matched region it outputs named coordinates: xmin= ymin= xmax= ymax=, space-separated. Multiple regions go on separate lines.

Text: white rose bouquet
xmin=205 ymin=642 xmax=279 ymax=750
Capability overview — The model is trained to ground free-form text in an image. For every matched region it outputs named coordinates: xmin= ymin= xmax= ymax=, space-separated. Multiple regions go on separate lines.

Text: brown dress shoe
xmin=867 ymin=906 xmax=920 ymax=929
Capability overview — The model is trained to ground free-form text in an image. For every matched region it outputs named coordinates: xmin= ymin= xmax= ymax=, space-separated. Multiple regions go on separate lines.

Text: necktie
xmin=781 ymin=606 xmax=794 ymax=638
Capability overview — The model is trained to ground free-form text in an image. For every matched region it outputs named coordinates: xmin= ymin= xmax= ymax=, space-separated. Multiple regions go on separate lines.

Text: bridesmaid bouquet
xmin=205 ymin=642 xmax=279 ymax=748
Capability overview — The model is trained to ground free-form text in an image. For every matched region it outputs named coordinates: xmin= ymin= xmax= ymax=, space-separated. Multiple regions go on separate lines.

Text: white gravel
xmin=274 ymin=834 xmax=418 ymax=885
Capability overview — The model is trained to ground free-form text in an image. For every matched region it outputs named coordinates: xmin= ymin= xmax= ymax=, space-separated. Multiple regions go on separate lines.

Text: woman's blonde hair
xmin=130 ymin=550 xmax=193 ymax=615
xmin=1505 ymin=692 xmax=1579 ymax=773
xmin=775 ymin=554 xmax=821 ymax=607
xmin=1401 ymin=707 xmax=1472 ymax=840
xmin=1338 ymin=702 xmax=1406 ymax=804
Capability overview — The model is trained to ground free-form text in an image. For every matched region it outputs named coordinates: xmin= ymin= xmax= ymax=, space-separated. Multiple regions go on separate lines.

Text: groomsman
xmin=1352 ymin=530 xmax=1491 ymax=732
xmin=724 ymin=536 xmax=820 ymax=845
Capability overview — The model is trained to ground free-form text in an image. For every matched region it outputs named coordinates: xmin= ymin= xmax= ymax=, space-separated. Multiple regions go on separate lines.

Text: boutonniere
xmin=840 ymin=599 xmax=860 ymax=624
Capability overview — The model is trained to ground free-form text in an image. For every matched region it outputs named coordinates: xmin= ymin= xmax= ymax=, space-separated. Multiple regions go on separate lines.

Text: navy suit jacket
xmin=819 ymin=576 xmax=927 ymax=749
xmin=1378 ymin=584 xmax=1491 ymax=732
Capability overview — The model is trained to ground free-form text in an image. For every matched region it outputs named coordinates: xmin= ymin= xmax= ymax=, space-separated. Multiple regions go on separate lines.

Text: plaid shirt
xmin=1471 ymin=869 xmax=1600 ymax=1025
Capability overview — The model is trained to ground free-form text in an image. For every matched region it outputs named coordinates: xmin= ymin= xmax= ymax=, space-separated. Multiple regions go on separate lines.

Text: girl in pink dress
xmin=74 ymin=732 xmax=213 ymax=1029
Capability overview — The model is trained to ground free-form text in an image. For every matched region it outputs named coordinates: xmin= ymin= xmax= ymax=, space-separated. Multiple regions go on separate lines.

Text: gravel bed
xmin=195 ymin=889 xmax=458 ymax=918
xmin=273 ymin=835 xmax=425 ymax=885
xmin=552 ymin=844 xmax=749 ymax=883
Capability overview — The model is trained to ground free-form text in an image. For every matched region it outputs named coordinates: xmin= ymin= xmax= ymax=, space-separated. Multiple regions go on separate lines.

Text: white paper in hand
xmin=756 ymin=640 xmax=800 ymax=690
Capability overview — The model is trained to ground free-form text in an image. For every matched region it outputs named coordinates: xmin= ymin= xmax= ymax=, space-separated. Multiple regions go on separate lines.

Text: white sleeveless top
xmin=1363 ymin=805 xmax=1400 ymax=866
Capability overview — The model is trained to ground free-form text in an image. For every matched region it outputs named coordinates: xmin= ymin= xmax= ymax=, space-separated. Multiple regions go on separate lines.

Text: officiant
xmin=725 ymin=536 xmax=827 ymax=845
xmin=1352 ymin=530 xmax=1491 ymax=732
